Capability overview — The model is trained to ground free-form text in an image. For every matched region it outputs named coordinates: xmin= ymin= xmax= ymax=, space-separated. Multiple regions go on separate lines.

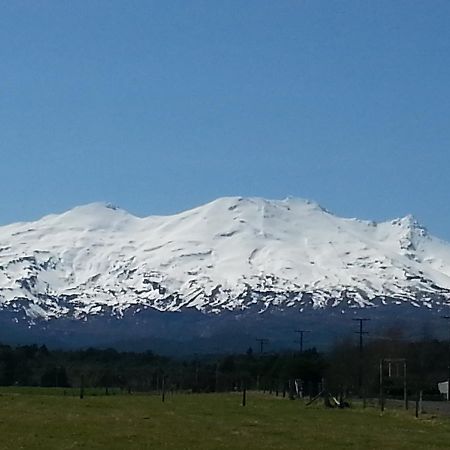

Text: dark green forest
xmin=0 ymin=335 xmax=448 ymax=400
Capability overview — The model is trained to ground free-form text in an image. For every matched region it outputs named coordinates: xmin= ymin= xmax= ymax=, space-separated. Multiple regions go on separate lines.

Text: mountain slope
xmin=1 ymin=197 xmax=450 ymax=322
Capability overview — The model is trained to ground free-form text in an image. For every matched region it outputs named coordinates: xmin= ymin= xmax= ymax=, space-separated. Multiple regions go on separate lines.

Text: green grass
xmin=0 ymin=389 xmax=449 ymax=449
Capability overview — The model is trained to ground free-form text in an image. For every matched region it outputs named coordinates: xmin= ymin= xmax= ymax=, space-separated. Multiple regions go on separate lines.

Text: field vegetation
xmin=1 ymin=334 xmax=450 ymax=448
xmin=0 ymin=389 xmax=450 ymax=449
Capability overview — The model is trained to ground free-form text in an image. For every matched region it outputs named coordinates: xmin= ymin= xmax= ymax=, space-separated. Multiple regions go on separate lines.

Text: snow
xmin=0 ymin=196 xmax=450 ymax=320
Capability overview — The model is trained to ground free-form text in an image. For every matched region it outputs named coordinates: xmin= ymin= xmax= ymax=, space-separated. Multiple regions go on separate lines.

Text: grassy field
xmin=0 ymin=389 xmax=450 ymax=449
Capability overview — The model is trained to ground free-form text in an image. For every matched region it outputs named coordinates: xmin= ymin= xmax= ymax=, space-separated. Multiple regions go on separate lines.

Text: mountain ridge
xmin=1 ymin=196 xmax=450 ymax=324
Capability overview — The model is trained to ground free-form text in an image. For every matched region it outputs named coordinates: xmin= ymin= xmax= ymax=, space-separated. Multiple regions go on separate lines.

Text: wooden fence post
xmin=162 ymin=376 xmax=166 ymax=403
xmin=80 ymin=374 xmax=84 ymax=400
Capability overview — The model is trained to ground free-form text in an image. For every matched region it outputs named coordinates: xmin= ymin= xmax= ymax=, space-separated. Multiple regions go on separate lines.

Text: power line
xmin=294 ymin=330 xmax=311 ymax=353
xmin=352 ymin=318 xmax=370 ymax=397
xmin=256 ymin=338 xmax=269 ymax=354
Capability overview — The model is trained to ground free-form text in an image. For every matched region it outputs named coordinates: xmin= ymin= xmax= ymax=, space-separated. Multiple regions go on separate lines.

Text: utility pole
xmin=255 ymin=338 xmax=268 ymax=394
xmin=256 ymin=338 xmax=269 ymax=354
xmin=379 ymin=359 xmax=384 ymax=412
xmin=404 ymin=360 xmax=408 ymax=410
xmin=441 ymin=316 xmax=450 ymax=401
xmin=215 ymin=361 xmax=220 ymax=393
xmin=352 ymin=318 xmax=370 ymax=399
xmin=380 ymin=358 xmax=408 ymax=410
xmin=294 ymin=330 xmax=311 ymax=353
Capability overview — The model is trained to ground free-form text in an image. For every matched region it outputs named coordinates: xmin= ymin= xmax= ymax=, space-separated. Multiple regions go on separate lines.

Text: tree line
xmin=0 ymin=332 xmax=448 ymax=400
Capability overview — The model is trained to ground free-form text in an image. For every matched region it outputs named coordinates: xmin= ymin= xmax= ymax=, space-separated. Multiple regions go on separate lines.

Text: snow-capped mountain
xmin=1 ymin=196 xmax=450 ymax=327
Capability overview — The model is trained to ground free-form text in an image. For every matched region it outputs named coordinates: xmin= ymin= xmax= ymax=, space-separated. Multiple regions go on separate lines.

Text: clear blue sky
xmin=1 ymin=1 xmax=450 ymax=239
